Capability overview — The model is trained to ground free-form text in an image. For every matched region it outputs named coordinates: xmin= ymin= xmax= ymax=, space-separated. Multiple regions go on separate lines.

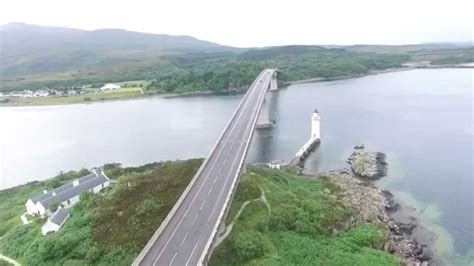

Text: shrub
xmin=232 ymin=230 xmax=266 ymax=261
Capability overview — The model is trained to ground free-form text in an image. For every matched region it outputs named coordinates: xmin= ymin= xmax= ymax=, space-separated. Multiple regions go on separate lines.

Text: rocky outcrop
xmin=317 ymin=148 xmax=432 ymax=265
xmin=348 ymin=151 xmax=387 ymax=179
xmin=382 ymin=190 xmax=401 ymax=213
xmin=322 ymin=169 xmax=431 ymax=265
xmin=321 ymin=169 xmax=389 ymax=227
xmin=295 ymin=143 xmax=433 ymax=265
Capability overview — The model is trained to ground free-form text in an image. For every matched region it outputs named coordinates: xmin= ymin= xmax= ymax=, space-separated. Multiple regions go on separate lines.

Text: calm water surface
xmin=1 ymin=69 xmax=472 ymax=262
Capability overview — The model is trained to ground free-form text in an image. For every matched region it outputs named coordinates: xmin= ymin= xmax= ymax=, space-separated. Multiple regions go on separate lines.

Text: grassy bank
xmin=210 ymin=167 xmax=400 ymax=265
xmin=0 ymin=159 xmax=202 ymax=265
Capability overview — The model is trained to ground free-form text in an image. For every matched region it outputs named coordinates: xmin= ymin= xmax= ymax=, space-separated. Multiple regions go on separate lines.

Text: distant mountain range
xmin=0 ymin=23 xmax=238 ymax=79
xmin=0 ymin=23 xmax=472 ymax=90
xmin=0 ymin=22 xmax=234 ymax=56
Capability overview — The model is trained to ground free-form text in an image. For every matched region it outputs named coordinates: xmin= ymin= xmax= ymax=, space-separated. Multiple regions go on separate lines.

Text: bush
xmin=49 ymin=202 xmax=60 ymax=212
xmin=232 ymin=230 xmax=266 ymax=261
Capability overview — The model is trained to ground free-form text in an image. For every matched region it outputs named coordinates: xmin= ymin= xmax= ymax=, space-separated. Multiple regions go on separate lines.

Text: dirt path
xmin=0 ymin=254 xmax=20 ymax=266
xmin=214 ymin=187 xmax=271 ymax=247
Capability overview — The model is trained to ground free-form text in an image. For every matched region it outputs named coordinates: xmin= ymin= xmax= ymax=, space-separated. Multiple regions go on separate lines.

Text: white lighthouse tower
xmin=311 ymin=109 xmax=321 ymax=140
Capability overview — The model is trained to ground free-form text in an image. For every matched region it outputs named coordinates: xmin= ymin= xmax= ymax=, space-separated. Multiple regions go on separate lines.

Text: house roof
xmin=30 ymin=173 xmax=108 ymax=209
xmin=50 ymin=208 xmax=69 ymax=225
xmin=101 ymin=83 xmax=120 ymax=89
xmin=30 ymin=173 xmax=96 ymax=204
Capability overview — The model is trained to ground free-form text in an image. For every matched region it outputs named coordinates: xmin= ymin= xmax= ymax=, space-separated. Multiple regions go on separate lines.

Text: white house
xmin=100 ymin=83 xmax=121 ymax=91
xmin=33 ymin=90 xmax=49 ymax=97
xmin=26 ymin=171 xmax=110 ymax=217
xmin=41 ymin=207 xmax=70 ymax=235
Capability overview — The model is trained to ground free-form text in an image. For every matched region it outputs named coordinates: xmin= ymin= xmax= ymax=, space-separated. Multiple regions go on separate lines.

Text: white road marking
xmin=199 ymin=198 xmax=207 ymax=210
xmin=180 ymin=232 xmax=189 ymax=247
xmin=192 ymin=213 xmax=199 ymax=226
xmin=185 ymin=235 xmax=203 ymax=266
xmin=170 ymin=252 xmax=178 ymax=265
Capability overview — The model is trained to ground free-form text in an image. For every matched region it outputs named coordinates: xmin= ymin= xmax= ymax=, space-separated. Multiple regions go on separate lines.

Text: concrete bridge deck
xmin=133 ymin=69 xmax=275 ymax=266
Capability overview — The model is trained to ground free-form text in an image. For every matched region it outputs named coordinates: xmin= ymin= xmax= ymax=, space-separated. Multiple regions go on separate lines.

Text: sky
xmin=1 ymin=0 xmax=472 ymax=47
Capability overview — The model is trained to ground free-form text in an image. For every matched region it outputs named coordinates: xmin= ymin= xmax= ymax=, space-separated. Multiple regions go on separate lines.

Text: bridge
xmin=133 ymin=69 xmax=277 ymax=265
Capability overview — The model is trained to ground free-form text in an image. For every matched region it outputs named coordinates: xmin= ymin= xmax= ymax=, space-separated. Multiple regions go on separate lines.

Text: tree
xmin=232 ymin=230 xmax=266 ymax=261
xmin=49 ymin=202 xmax=61 ymax=212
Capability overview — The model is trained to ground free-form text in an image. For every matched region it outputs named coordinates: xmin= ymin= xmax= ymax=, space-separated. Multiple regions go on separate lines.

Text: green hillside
xmin=0 ymin=23 xmax=472 ymax=92
xmin=210 ymin=167 xmax=399 ymax=265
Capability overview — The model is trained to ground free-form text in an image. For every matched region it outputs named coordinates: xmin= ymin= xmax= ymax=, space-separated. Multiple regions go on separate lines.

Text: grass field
xmin=210 ymin=167 xmax=399 ymax=265
xmin=4 ymin=87 xmax=143 ymax=106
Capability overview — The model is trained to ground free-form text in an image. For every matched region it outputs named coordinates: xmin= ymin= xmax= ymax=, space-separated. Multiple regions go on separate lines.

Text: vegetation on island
xmin=429 ymin=51 xmax=474 ymax=65
xmin=209 ymin=166 xmax=400 ymax=265
xmin=1 ymin=23 xmax=472 ymax=96
xmin=0 ymin=159 xmax=202 ymax=265
xmin=145 ymin=46 xmax=409 ymax=94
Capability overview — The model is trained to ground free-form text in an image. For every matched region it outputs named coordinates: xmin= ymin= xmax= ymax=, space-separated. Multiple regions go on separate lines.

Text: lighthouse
xmin=293 ymin=108 xmax=322 ymax=168
xmin=311 ymin=109 xmax=320 ymax=140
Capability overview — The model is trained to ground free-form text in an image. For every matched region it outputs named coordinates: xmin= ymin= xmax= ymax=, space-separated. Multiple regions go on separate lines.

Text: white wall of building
xmin=41 ymin=220 xmax=60 ymax=235
xmin=61 ymin=195 xmax=80 ymax=209
xmin=26 ymin=199 xmax=37 ymax=215
xmin=36 ymin=203 xmax=47 ymax=216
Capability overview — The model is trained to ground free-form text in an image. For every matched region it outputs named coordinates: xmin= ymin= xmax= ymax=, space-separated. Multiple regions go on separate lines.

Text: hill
xmin=0 ymin=24 xmax=471 ymax=92
xmin=0 ymin=23 xmax=237 ymax=89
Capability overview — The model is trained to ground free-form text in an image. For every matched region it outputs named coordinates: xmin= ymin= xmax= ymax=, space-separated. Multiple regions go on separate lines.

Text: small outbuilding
xmin=100 ymin=83 xmax=121 ymax=91
xmin=41 ymin=207 xmax=70 ymax=235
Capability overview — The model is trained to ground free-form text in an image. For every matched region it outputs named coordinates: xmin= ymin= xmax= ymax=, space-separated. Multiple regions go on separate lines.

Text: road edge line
xmin=132 ymin=70 xmax=266 ymax=265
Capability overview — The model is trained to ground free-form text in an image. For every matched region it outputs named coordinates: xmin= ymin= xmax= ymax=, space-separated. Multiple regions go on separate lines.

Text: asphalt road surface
xmin=134 ymin=69 xmax=274 ymax=265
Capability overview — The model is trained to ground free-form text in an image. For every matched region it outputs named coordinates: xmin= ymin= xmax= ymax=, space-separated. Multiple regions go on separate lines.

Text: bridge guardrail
xmin=199 ymin=72 xmax=273 ymax=265
xmin=132 ymin=70 xmax=269 ymax=265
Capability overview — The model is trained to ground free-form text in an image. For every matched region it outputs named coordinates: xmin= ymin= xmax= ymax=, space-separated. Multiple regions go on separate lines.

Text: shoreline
xmin=3 ymin=65 xmax=471 ymax=108
xmin=298 ymin=148 xmax=436 ymax=265
xmin=0 ymin=88 xmax=247 ymax=108
xmin=0 ymin=152 xmax=445 ymax=265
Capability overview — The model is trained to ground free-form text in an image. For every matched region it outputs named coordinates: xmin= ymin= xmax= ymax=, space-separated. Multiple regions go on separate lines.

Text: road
xmin=134 ymin=69 xmax=274 ymax=265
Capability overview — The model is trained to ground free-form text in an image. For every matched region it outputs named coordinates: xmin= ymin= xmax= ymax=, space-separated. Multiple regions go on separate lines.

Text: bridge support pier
xmin=256 ymin=95 xmax=272 ymax=129
xmin=256 ymin=72 xmax=278 ymax=129
xmin=269 ymin=73 xmax=278 ymax=91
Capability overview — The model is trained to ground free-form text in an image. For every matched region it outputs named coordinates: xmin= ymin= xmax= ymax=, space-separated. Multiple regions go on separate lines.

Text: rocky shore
xmin=312 ymin=147 xmax=433 ymax=265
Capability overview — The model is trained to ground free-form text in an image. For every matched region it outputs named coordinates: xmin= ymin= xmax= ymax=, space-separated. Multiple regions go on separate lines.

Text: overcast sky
xmin=1 ymin=0 xmax=472 ymax=47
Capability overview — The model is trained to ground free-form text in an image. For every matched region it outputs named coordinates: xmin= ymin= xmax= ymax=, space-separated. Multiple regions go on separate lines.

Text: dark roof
xmin=50 ymin=208 xmax=69 ymax=225
xmin=30 ymin=173 xmax=96 ymax=203
xmin=29 ymin=173 xmax=108 ymax=209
